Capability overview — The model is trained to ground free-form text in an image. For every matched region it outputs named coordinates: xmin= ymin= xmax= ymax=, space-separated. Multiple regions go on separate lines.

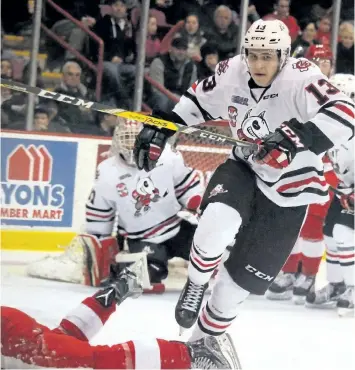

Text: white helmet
xmin=243 ymin=19 xmax=291 ymax=69
xmin=110 ymin=118 xmax=142 ymax=166
xmin=329 ymin=73 xmax=355 ymax=102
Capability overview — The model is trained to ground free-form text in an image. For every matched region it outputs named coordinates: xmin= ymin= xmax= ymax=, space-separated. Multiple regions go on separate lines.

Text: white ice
xmin=1 ymin=250 xmax=355 ymax=370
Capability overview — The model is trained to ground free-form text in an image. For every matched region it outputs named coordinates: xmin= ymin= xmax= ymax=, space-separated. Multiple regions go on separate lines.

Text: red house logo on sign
xmin=7 ymin=145 xmax=53 ymax=182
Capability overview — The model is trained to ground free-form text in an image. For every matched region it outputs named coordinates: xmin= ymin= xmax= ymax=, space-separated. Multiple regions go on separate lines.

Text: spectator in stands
xmin=197 ymin=43 xmax=219 ymax=80
xmin=7 ymin=105 xmax=70 ymax=133
xmin=175 ymin=14 xmax=206 ymax=61
xmin=50 ymin=61 xmax=96 ymax=134
xmin=336 ymin=22 xmax=354 ymax=74
xmin=148 ymin=36 xmax=197 ymax=112
xmin=316 ymin=16 xmax=332 ymax=45
xmin=32 ymin=105 xmax=70 ymax=133
xmin=1 ymin=58 xmax=13 ymax=79
xmin=45 ymin=0 xmax=101 ymax=69
xmin=263 ymin=0 xmax=300 ymax=42
xmin=91 ymin=0 xmax=136 ymax=109
xmin=136 ymin=15 xmax=161 ymax=66
xmin=291 ymin=20 xmax=319 ymax=56
xmin=1 ymin=57 xmax=28 ymax=128
xmin=1 ymin=58 xmax=14 ymax=128
xmin=205 ymin=5 xmax=238 ymax=60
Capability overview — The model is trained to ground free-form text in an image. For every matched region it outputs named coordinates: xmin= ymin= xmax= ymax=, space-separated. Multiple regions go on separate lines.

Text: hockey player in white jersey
xmin=133 ymin=18 xmax=354 ymax=338
xmin=85 ymin=120 xmax=203 ymax=287
xmin=265 ymin=44 xmax=339 ymax=303
xmin=28 ymin=119 xmax=203 ymax=289
xmin=305 ymin=73 xmax=355 ymax=316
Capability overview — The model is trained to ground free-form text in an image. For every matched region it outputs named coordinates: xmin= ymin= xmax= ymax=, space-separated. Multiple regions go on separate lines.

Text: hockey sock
xmin=325 ymin=235 xmax=343 ymax=283
xmin=94 ymin=339 xmax=191 ymax=369
xmin=282 ymin=237 xmax=302 ymax=273
xmin=188 ymin=203 xmax=242 ymax=285
xmin=58 ymin=294 xmax=116 ymax=341
xmin=300 ymin=239 xmax=325 ymax=275
xmin=190 ymin=265 xmax=249 ymax=341
xmin=334 ymin=224 xmax=355 ymax=286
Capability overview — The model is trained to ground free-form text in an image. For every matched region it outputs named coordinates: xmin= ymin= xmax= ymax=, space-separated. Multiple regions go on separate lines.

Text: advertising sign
xmin=1 ymin=137 xmax=77 ymax=227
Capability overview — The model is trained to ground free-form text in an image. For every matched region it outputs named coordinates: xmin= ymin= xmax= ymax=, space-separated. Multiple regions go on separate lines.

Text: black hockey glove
xmin=134 ymin=123 xmax=174 ymax=171
xmin=254 ymin=119 xmax=310 ymax=169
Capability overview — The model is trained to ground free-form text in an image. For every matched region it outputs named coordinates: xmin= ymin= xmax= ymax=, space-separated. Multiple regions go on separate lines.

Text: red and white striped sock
xmin=58 ymin=293 xmax=116 ymax=341
xmin=94 ymin=339 xmax=191 ymax=369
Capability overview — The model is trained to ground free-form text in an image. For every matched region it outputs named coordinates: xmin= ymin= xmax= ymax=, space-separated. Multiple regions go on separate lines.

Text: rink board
xmin=1 ymin=130 xmax=111 ymax=251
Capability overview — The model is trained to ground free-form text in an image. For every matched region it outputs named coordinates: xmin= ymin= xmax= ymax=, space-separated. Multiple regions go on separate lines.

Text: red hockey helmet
xmin=305 ymin=44 xmax=333 ymax=62
xmin=305 ymin=44 xmax=333 ymax=77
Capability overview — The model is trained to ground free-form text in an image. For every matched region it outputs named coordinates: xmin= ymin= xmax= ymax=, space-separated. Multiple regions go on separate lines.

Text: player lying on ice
xmin=1 ymin=261 xmax=241 ymax=369
xmin=133 ymin=18 xmax=355 ymax=339
xmin=27 ymin=119 xmax=204 ymax=291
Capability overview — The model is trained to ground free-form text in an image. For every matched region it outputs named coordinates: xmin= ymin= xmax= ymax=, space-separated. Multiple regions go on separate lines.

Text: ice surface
xmin=1 ymin=251 xmax=354 ymax=370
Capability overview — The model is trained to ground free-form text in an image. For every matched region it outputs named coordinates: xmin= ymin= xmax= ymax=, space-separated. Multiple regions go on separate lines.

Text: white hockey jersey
xmin=329 ymin=138 xmax=354 ymax=189
xmin=173 ymin=55 xmax=355 ymax=207
xmin=85 ymin=145 xmax=203 ymax=243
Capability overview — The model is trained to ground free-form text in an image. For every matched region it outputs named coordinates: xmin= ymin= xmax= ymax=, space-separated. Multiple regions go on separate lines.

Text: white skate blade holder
xmin=115 ymin=252 xmax=152 ymax=290
xmin=218 ymin=333 xmax=243 ymax=370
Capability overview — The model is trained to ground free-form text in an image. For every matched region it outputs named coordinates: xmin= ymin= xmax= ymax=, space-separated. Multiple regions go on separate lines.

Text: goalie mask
xmin=110 ymin=119 xmax=142 ymax=166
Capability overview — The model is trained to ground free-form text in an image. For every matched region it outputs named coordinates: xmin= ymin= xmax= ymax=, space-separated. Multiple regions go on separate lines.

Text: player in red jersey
xmin=1 ymin=261 xmax=240 ymax=369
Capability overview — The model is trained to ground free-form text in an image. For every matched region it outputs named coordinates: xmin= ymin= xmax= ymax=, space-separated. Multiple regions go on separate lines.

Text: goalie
xmin=28 ymin=119 xmax=204 ymax=289
xmin=2 ymin=261 xmax=240 ymax=369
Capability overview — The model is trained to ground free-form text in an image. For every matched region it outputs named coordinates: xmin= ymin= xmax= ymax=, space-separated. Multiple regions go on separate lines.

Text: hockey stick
xmin=0 ymin=78 xmax=259 ymax=152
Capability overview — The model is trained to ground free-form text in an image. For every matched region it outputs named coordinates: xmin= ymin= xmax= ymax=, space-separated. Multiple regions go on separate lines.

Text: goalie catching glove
xmin=254 ymin=119 xmax=310 ymax=169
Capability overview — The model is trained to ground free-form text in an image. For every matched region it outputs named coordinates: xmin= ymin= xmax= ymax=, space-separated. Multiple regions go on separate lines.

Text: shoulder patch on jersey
xmin=292 ymin=59 xmax=313 ymax=72
xmin=228 ymin=106 xmax=238 ymax=127
xmin=216 ymin=59 xmax=230 ymax=75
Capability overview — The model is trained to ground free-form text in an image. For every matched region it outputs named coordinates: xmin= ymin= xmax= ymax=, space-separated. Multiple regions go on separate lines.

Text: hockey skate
xmin=292 ymin=273 xmax=316 ymax=305
xmin=94 ymin=260 xmax=144 ymax=308
xmin=175 ymin=278 xmax=208 ymax=332
xmin=305 ymin=281 xmax=346 ymax=309
xmin=337 ymin=286 xmax=354 ymax=317
xmin=265 ymin=272 xmax=296 ymax=300
xmin=188 ymin=333 xmax=242 ymax=369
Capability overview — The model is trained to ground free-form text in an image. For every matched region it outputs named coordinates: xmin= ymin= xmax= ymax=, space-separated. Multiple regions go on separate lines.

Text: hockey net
xmin=174 ymin=120 xmax=232 ymax=187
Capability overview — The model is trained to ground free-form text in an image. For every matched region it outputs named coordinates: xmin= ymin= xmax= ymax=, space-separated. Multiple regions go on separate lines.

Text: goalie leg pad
xmin=81 ymin=235 xmax=119 ymax=287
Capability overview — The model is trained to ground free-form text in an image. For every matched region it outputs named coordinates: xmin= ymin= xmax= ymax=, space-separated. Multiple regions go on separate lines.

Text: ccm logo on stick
xmin=245 ymin=264 xmax=274 ymax=281
xmin=38 ymin=89 xmax=94 ymax=108
xmin=199 ymin=132 xmax=226 ymax=143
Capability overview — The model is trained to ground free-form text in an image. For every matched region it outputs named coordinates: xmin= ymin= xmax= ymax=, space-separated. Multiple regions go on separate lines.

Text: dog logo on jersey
xmin=237 ymin=109 xmax=270 ymax=142
xmin=208 ymin=184 xmax=228 ymax=198
xmin=228 ymin=106 xmax=238 ymax=127
xmin=132 ymin=176 xmax=161 ymax=217
xmin=117 ymin=182 xmax=129 ymax=197
xmin=292 ymin=59 xmax=312 ymax=72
